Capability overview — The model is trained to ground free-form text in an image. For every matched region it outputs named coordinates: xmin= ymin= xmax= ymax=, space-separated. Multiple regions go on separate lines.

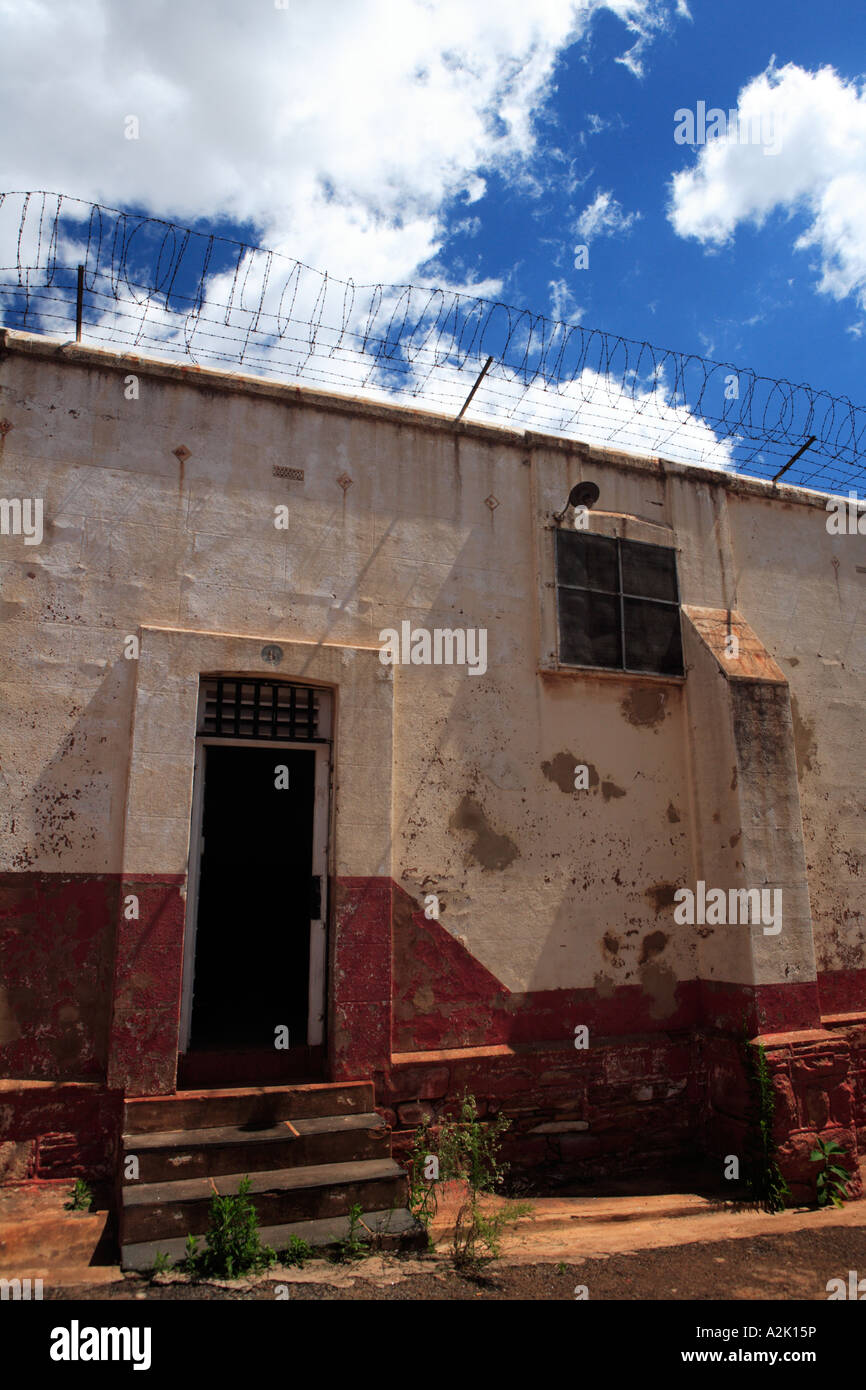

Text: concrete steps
xmin=0 ymin=1185 xmax=116 ymax=1287
xmin=128 ymin=1112 xmax=389 ymax=1183
xmin=121 ymin=1206 xmax=421 ymax=1275
xmin=119 ymin=1082 xmax=424 ymax=1270
xmin=123 ymin=1080 xmax=375 ymax=1134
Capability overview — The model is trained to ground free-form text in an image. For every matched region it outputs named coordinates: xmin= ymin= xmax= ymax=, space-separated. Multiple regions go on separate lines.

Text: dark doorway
xmin=188 ymin=744 xmax=316 ymax=1055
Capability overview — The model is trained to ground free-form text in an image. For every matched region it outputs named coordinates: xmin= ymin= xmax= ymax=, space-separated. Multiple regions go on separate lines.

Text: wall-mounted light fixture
xmin=554 ymin=480 xmax=599 ymax=522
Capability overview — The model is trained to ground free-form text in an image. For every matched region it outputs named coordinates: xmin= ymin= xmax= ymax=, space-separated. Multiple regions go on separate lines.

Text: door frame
xmin=178 ymin=735 xmax=331 ymax=1054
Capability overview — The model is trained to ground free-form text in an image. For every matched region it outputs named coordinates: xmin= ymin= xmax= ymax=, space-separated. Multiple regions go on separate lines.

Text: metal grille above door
xmin=198 ymin=679 xmax=328 ymax=741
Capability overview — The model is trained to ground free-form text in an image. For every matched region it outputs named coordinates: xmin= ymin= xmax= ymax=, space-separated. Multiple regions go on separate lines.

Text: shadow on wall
xmin=0 ymin=659 xmax=133 ymax=1081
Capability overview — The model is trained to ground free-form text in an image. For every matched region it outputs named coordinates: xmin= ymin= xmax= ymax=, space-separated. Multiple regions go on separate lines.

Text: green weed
xmin=810 ymin=1137 xmax=851 ymax=1208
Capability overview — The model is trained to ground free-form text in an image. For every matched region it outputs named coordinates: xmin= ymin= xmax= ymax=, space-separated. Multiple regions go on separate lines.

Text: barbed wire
xmin=1 ymin=190 xmax=863 ymax=495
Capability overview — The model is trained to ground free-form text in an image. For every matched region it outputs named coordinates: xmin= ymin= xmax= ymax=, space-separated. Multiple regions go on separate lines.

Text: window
xmin=198 ymin=679 xmax=327 ymax=741
xmin=555 ymin=530 xmax=684 ymax=675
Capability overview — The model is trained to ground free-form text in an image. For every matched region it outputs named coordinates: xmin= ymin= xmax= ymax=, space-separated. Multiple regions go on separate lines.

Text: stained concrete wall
xmin=0 ymin=330 xmax=863 ymax=1092
xmin=725 ymin=495 xmax=866 ymax=1004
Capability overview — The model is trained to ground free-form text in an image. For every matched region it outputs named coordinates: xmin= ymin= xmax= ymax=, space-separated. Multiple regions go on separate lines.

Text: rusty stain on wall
xmin=639 ymin=930 xmax=668 ymax=965
xmin=449 ymin=794 xmax=519 ymax=871
xmin=541 ymin=752 xmax=597 ymax=793
xmin=790 ymin=693 xmax=817 ymax=778
xmin=640 ymin=961 xmax=678 ymax=1018
xmin=645 ymin=881 xmax=677 ymax=915
xmin=620 ymin=687 xmax=667 ymax=729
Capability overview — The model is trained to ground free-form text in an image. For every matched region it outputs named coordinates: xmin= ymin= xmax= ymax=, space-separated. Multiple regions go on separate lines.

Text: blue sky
xmin=483 ymin=1 xmax=861 ymax=403
xmin=2 ymin=0 xmax=865 ymax=486
xmin=433 ymin=1 xmax=866 ymax=406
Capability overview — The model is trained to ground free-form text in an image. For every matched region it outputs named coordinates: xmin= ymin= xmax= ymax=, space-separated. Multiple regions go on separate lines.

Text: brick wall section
xmin=330 ymin=878 xmax=392 ymax=1081
xmin=106 ymin=876 xmax=187 ymax=1096
xmin=765 ymin=1030 xmax=862 ymax=1203
xmin=701 ymin=1029 xmax=863 ymax=1205
xmin=0 ymin=1082 xmax=122 ymax=1182
xmin=0 ymin=873 xmax=119 ymax=1080
xmin=381 ymin=1036 xmax=703 ymax=1179
xmin=824 ymin=1017 xmax=866 ymax=1149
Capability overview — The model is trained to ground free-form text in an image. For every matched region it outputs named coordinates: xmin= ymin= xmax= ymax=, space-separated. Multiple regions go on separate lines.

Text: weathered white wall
xmin=727 ymin=494 xmax=866 ymax=975
xmin=0 ymin=333 xmax=862 ymax=1000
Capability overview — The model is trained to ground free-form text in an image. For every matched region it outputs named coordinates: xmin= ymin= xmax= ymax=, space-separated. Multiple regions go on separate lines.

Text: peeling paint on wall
xmin=640 ymin=960 xmax=679 ymax=1019
xmin=790 ymin=693 xmax=818 ymax=778
xmin=645 ymin=881 xmax=677 ymax=915
xmin=639 ymin=930 xmax=668 ymax=965
xmin=620 ymin=687 xmax=668 ymax=729
xmin=449 ymin=794 xmax=519 ymax=871
xmin=541 ymin=752 xmax=601 ymax=793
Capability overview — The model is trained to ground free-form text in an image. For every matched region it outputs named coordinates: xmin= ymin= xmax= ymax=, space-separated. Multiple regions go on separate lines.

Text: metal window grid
xmin=554 ymin=530 xmax=685 ymax=676
xmin=198 ymin=678 xmax=328 ymax=741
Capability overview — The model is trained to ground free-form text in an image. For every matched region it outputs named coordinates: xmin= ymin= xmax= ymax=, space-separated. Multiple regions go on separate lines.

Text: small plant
xmin=810 ymin=1138 xmax=851 ymax=1208
xmin=333 ymin=1203 xmax=369 ymax=1263
xmin=64 ymin=1178 xmax=94 ymax=1212
xmin=186 ymin=1177 xmax=276 ymax=1279
xmin=181 ymin=1233 xmax=201 ymax=1274
xmin=281 ymin=1235 xmax=313 ymax=1267
xmin=452 ymin=1197 xmax=533 ymax=1274
xmin=740 ymin=1030 xmax=790 ymax=1213
xmin=555 ymin=1261 xmax=568 ymax=1275
xmin=437 ymin=1094 xmax=511 ymax=1196
xmin=151 ymin=1250 xmax=173 ymax=1277
xmin=405 ymin=1091 xmax=532 ymax=1273
xmin=407 ymin=1119 xmax=440 ymax=1236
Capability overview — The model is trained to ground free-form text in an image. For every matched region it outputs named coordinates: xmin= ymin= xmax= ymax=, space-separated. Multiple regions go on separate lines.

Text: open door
xmin=178 ymin=679 xmax=331 ymax=1087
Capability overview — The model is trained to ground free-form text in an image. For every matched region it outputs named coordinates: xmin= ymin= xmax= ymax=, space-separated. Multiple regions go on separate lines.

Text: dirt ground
xmin=46 ymin=1222 xmax=866 ymax=1301
xmin=12 ymin=1166 xmax=866 ymax=1303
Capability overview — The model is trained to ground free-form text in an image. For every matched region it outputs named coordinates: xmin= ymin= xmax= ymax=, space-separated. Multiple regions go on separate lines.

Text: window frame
xmin=554 ymin=528 xmax=685 ymax=677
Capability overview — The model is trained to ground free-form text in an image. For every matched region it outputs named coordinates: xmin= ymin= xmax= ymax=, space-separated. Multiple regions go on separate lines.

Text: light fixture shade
xmin=568 ymin=481 xmax=600 ymax=510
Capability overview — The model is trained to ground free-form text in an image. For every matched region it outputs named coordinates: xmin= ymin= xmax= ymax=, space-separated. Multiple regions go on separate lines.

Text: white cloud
xmin=457 ymin=357 xmax=732 ymax=469
xmin=0 ymin=0 xmax=676 ymax=287
xmin=575 ymin=188 xmax=640 ymax=240
xmin=607 ymin=0 xmax=678 ymax=79
xmin=450 ymin=216 xmax=483 ymax=238
xmin=548 ymin=277 xmax=584 ymax=322
xmin=669 ymin=62 xmax=866 ymax=310
xmin=0 ymin=0 xmax=730 ymax=469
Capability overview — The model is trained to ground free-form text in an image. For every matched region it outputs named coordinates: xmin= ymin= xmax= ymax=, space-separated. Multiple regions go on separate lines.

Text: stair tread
xmin=123 ymin=1112 xmax=385 ymax=1151
xmin=126 ymin=1081 xmax=372 ymax=1105
xmin=123 ymin=1082 xmax=376 ymax=1133
xmin=120 ymin=1207 xmax=424 ymax=1270
xmin=123 ymin=1158 xmax=404 ymax=1207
